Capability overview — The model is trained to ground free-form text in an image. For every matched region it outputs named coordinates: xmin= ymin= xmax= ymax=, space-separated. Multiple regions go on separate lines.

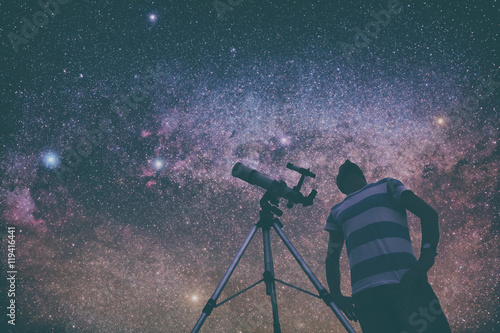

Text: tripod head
xmin=231 ymin=162 xmax=317 ymax=209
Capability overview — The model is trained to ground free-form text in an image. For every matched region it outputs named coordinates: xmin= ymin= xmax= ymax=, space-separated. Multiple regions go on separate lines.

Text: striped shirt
xmin=325 ymin=178 xmax=416 ymax=295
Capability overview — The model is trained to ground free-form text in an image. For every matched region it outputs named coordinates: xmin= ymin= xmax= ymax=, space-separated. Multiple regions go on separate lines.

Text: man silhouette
xmin=325 ymin=160 xmax=451 ymax=333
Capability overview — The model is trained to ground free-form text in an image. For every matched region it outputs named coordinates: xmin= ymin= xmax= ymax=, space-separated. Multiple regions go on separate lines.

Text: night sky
xmin=0 ymin=0 xmax=499 ymax=332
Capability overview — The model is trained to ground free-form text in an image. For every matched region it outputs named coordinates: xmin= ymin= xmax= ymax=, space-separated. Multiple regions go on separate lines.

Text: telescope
xmin=232 ymin=162 xmax=317 ymax=208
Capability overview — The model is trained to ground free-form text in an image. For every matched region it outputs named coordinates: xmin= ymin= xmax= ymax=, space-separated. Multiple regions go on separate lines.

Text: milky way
xmin=0 ymin=1 xmax=498 ymax=332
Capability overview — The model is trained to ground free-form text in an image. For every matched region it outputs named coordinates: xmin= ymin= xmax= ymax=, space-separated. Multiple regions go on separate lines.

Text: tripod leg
xmin=192 ymin=224 xmax=259 ymax=333
xmin=262 ymin=225 xmax=281 ymax=333
xmin=272 ymin=222 xmax=357 ymax=333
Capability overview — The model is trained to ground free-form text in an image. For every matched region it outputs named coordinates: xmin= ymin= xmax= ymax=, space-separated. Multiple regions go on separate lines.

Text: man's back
xmin=325 ymin=178 xmax=417 ymax=295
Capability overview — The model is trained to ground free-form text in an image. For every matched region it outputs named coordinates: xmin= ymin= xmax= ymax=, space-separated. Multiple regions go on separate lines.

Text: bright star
xmin=43 ymin=152 xmax=60 ymax=169
xmin=151 ymin=158 xmax=165 ymax=171
xmin=436 ymin=117 xmax=445 ymax=125
xmin=280 ymin=136 xmax=291 ymax=145
xmin=148 ymin=13 xmax=157 ymax=23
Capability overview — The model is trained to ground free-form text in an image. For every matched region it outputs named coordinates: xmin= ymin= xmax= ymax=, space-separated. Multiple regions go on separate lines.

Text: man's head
xmin=336 ymin=160 xmax=367 ymax=195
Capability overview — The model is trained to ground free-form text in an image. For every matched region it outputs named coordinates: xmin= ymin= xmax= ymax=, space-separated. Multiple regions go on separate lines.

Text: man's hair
xmin=336 ymin=159 xmax=365 ymax=194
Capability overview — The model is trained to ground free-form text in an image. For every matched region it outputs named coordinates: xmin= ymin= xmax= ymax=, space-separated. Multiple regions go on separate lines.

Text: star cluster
xmin=0 ymin=1 xmax=498 ymax=332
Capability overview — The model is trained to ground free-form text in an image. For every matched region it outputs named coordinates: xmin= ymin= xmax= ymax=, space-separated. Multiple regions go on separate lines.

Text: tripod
xmin=191 ymin=190 xmax=357 ymax=333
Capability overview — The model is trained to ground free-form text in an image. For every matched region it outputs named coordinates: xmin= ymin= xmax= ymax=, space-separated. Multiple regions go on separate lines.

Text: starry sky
xmin=0 ymin=0 xmax=499 ymax=332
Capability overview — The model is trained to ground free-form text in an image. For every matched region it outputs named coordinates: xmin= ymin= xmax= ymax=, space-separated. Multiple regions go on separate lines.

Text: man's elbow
xmin=402 ymin=191 xmax=438 ymax=221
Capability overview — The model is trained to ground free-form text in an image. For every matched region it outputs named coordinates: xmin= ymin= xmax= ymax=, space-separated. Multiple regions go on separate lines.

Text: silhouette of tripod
xmin=191 ymin=189 xmax=357 ymax=333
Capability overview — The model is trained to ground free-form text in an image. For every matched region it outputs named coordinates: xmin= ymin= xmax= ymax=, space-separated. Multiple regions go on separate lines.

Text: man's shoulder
xmin=374 ymin=178 xmax=406 ymax=193
xmin=329 ymin=201 xmax=344 ymax=214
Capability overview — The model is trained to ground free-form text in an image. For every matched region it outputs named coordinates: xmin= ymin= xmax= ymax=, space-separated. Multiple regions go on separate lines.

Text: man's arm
xmin=325 ymin=231 xmax=357 ymax=321
xmin=400 ymin=190 xmax=439 ymax=287
xmin=325 ymin=231 xmax=344 ymax=297
xmin=401 ymin=190 xmax=439 ymax=254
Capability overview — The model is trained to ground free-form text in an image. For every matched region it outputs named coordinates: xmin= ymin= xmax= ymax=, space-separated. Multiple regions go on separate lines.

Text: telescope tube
xmin=232 ymin=163 xmax=304 ymax=204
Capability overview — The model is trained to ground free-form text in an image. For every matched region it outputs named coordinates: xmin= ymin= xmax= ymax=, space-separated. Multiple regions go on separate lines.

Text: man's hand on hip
xmin=400 ymin=249 xmax=435 ymax=289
